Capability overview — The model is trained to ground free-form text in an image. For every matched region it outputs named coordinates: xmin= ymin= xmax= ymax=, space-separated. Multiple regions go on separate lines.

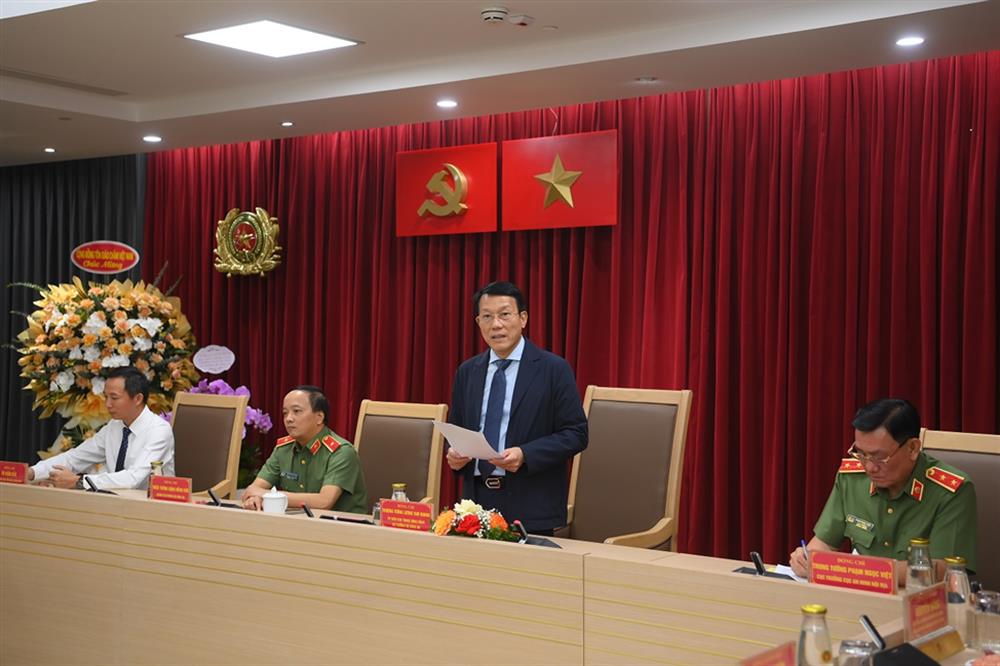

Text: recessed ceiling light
xmin=143 ymin=135 xmax=162 ymax=143
xmin=436 ymin=99 xmax=458 ymax=109
xmin=43 ymin=147 xmax=56 ymax=153
xmin=280 ymin=121 xmax=294 ymax=127
xmin=634 ymin=76 xmax=659 ymax=84
xmin=184 ymin=20 xmax=357 ymax=58
xmin=0 ymin=0 xmax=95 ymax=21
xmin=896 ymin=35 xmax=925 ymax=47
xmin=541 ymin=25 xmax=558 ymax=31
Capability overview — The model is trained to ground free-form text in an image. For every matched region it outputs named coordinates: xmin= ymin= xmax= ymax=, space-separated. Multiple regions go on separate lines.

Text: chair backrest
xmin=567 ymin=387 xmax=693 ymax=549
xmin=353 ymin=400 xmax=447 ymax=514
xmin=920 ymin=427 xmax=1000 ymax=590
xmin=171 ymin=392 xmax=248 ymax=499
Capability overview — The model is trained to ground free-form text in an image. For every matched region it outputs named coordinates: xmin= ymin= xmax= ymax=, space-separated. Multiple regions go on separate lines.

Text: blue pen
xmin=800 ymin=539 xmax=810 ymax=562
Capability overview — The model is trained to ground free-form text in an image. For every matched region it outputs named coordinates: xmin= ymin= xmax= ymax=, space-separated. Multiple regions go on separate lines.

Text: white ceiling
xmin=1 ymin=0 xmax=998 ymax=167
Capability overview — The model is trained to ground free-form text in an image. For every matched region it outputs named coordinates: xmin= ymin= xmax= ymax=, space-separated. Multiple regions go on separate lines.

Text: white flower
xmin=101 ymin=354 xmax=130 ymax=368
xmin=453 ymin=499 xmax=483 ymax=516
xmin=83 ymin=345 xmax=102 ymax=362
xmin=49 ymin=370 xmax=74 ymax=393
xmin=68 ymin=346 xmax=83 ymax=360
xmin=133 ymin=317 xmax=162 ymax=337
xmin=131 ymin=336 xmax=152 ymax=352
xmin=91 ymin=377 xmax=105 ymax=395
xmin=44 ymin=308 xmax=65 ymax=333
xmin=82 ymin=312 xmax=105 ymax=335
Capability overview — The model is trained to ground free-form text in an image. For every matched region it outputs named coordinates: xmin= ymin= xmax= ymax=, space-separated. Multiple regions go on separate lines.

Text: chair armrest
xmin=566 ymin=503 xmax=574 ymax=525
xmin=604 ymin=517 xmax=674 ymax=549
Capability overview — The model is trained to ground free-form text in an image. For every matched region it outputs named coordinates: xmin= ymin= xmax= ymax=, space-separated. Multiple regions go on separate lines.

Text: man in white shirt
xmin=28 ymin=366 xmax=174 ymax=490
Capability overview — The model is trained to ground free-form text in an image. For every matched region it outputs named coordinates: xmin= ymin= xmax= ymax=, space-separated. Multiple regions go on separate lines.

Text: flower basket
xmin=431 ymin=499 xmax=523 ymax=542
xmin=13 ymin=277 xmax=199 ymax=454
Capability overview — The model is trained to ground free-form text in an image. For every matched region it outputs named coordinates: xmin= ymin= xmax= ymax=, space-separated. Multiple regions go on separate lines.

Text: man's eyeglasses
xmin=476 ymin=311 xmax=517 ymax=326
xmin=847 ymin=443 xmax=906 ymax=467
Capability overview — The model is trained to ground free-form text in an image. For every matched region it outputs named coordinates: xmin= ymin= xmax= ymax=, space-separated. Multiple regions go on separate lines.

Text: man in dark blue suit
xmin=446 ymin=281 xmax=588 ymax=535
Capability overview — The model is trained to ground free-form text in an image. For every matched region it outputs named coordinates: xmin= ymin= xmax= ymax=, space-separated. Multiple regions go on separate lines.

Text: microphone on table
xmin=206 ymin=488 xmax=239 ymax=508
xmin=83 ymin=476 xmax=116 ymax=495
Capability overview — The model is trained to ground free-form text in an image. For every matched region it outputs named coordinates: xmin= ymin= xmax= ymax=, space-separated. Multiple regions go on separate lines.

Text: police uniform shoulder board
xmin=926 ymin=466 xmax=966 ymax=493
xmin=274 ymin=435 xmax=295 ymax=448
xmin=838 ymin=458 xmax=866 ymax=473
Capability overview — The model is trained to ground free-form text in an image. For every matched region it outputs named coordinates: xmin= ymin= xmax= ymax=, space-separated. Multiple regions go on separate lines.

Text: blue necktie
xmin=479 ymin=359 xmax=512 ymax=477
xmin=115 ymin=426 xmax=131 ymax=473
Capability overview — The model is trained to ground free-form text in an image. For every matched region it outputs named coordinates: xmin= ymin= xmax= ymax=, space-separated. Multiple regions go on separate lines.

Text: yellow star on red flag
xmin=534 ymin=154 xmax=582 ymax=208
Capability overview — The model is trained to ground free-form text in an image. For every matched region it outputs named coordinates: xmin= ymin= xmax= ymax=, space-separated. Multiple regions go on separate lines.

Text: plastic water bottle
xmin=391 ymin=482 xmax=409 ymax=501
xmin=797 ymin=604 xmax=835 ymax=665
xmin=906 ymin=537 xmax=934 ymax=591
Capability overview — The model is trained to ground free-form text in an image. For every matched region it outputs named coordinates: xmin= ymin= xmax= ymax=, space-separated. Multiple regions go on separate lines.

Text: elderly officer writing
xmin=28 ymin=366 xmax=174 ymax=490
xmin=790 ymin=398 xmax=977 ymax=586
xmin=242 ymin=386 xmax=368 ymax=513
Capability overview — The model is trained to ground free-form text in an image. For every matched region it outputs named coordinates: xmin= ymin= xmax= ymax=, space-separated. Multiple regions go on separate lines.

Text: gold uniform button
xmin=301 ymin=460 xmax=306 ymax=465
xmin=883 ymin=541 xmax=891 ymax=547
xmin=887 ymin=507 xmax=894 ymax=514
xmin=299 ymin=484 xmax=304 ymax=489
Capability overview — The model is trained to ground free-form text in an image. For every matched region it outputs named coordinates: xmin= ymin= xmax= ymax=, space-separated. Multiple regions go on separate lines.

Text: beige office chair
xmin=563 ymin=386 xmax=693 ymax=549
xmin=353 ymin=399 xmax=447 ymax=514
xmin=170 ymin=392 xmax=248 ymax=499
xmin=920 ymin=427 xmax=1000 ymax=590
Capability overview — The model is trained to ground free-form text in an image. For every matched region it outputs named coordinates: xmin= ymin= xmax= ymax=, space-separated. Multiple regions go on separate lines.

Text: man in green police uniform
xmin=790 ymin=398 xmax=977 ymax=586
xmin=242 ymin=385 xmax=368 ymax=514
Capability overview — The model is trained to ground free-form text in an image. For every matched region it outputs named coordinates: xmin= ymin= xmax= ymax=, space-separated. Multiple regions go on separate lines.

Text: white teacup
xmin=261 ymin=488 xmax=288 ymax=514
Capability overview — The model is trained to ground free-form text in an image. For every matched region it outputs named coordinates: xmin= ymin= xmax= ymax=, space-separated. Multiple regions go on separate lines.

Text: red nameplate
xmin=0 ymin=461 xmax=29 ymax=484
xmin=739 ymin=641 xmax=795 ymax=666
xmin=148 ymin=476 xmax=192 ymax=503
xmin=380 ymin=499 xmax=433 ymax=532
xmin=809 ymin=551 xmax=897 ymax=595
xmin=904 ymin=583 xmax=948 ymax=641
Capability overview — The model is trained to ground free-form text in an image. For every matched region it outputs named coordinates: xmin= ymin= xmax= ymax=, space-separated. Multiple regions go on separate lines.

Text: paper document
xmin=432 ymin=421 xmax=502 ymax=460
xmin=773 ymin=564 xmax=808 ymax=583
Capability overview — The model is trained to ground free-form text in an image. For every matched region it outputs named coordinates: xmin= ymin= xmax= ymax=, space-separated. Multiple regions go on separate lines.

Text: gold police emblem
xmin=213 ymin=207 xmax=282 ymax=277
xmin=417 ymin=163 xmax=468 ymax=217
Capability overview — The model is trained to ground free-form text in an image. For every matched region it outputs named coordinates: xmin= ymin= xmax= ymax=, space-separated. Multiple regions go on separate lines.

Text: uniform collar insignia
xmin=910 ymin=478 xmax=924 ymax=502
xmin=275 ymin=435 xmax=295 ymax=448
xmin=869 ymin=481 xmax=876 ymax=496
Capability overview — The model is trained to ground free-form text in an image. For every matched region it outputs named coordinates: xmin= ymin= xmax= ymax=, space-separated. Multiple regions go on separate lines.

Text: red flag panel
xmin=501 ymin=130 xmax=618 ymax=231
xmin=395 ymin=143 xmax=498 ymax=237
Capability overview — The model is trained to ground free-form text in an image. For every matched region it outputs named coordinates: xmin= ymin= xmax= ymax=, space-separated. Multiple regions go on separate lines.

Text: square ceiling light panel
xmin=184 ymin=20 xmax=357 ymax=58
xmin=1 ymin=1 xmax=95 ymax=20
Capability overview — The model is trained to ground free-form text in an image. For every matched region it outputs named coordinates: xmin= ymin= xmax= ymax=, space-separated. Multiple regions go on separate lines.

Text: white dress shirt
xmin=31 ymin=406 xmax=175 ymax=490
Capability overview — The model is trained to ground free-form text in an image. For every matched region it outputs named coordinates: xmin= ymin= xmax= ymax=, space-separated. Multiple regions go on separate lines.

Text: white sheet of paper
xmin=773 ymin=564 xmax=808 ymax=583
xmin=432 ymin=421 xmax=502 ymax=460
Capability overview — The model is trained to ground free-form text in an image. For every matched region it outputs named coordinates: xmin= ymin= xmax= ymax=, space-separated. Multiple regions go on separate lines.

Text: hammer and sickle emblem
xmin=417 ymin=163 xmax=469 ymax=217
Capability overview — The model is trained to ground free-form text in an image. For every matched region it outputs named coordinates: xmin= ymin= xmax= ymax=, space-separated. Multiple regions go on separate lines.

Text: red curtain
xmin=143 ymin=52 xmax=999 ymax=562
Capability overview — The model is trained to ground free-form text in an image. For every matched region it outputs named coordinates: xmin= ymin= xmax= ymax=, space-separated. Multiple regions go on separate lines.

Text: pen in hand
xmin=800 ymin=539 xmax=810 ymax=562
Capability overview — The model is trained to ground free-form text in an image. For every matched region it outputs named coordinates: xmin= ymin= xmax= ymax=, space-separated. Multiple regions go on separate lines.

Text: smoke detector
xmin=481 ymin=6 xmax=509 ymax=23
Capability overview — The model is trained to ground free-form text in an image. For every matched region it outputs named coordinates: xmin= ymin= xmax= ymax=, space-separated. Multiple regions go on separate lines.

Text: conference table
xmin=0 ymin=483 xmax=967 ymax=665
